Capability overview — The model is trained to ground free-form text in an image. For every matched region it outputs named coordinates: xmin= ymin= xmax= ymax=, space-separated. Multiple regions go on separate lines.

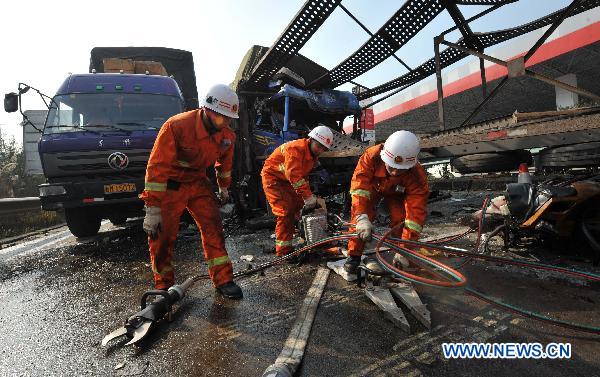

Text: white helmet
xmin=202 ymin=84 xmax=239 ymax=119
xmin=380 ymin=130 xmax=420 ymax=169
xmin=308 ymin=125 xmax=334 ymax=149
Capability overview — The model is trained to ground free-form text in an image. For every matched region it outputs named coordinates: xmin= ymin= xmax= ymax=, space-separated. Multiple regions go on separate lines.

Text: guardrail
xmin=0 ymin=197 xmax=41 ymax=216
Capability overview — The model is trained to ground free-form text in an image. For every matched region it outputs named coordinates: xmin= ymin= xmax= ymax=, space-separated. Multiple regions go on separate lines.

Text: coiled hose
xmin=190 ymin=204 xmax=600 ymax=333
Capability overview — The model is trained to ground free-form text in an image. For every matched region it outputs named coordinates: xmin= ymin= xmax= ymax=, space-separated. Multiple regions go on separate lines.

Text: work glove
xmin=218 ymin=187 xmax=230 ymax=204
xmin=355 ymin=214 xmax=373 ymax=241
xmin=303 ymin=195 xmax=318 ymax=211
xmin=143 ymin=206 xmax=162 ymax=240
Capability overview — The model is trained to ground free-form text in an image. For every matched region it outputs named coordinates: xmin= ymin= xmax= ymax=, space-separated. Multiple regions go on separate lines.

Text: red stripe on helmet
xmin=218 ymin=100 xmax=232 ymax=109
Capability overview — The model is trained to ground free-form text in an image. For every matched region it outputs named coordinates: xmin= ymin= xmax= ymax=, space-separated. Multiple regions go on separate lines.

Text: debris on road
xmin=240 ymin=255 xmax=255 ymax=262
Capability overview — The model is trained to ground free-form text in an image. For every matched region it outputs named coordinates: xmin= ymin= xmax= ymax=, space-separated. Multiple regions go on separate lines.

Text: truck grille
xmin=43 ymin=149 xmax=151 ymax=178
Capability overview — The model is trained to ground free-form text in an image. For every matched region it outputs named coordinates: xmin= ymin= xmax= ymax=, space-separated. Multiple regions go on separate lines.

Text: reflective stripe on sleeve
xmin=216 ymin=170 xmax=231 ymax=178
xmin=280 ymin=144 xmax=285 ymax=154
xmin=350 ymin=189 xmax=371 ymax=199
xmin=278 ymin=163 xmax=285 ymax=172
xmin=145 ymin=181 xmax=167 ymax=192
xmin=178 ymin=160 xmax=191 ymax=168
xmin=292 ymin=178 xmax=307 ymax=189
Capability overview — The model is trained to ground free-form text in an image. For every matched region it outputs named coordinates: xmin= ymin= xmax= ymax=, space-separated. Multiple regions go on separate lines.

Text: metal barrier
xmin=0 ymin=197 xmax=41 ymax=216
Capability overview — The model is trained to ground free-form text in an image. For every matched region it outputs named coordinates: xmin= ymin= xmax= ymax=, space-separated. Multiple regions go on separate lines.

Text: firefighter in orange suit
xmin=261 ymin=125 xmax=334 ymax=257
xmin=344 ymin=130 xmax=429 ymax=274
xmin=140 ymin=84 xmax=242 ymax=299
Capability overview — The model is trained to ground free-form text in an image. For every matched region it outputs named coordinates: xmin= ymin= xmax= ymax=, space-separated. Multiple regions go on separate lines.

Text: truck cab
xmin=38 ymin=73 xmax=184 ymax=237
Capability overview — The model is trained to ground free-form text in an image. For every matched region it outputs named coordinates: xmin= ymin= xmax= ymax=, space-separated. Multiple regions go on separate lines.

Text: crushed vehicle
xmin=462 ymin=175 xmax=600 ymax=265
xmin=230 ymin=46 xmax=367 ymax=216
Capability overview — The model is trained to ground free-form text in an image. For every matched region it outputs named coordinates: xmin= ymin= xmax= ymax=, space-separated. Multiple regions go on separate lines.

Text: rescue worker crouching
xmin=344 ymin=130 xmax=430 ymax=274
xmin=261 ymin=125 xmax=334 ymax=259
xmin=140 ymin=84 xmax=243 ymax=299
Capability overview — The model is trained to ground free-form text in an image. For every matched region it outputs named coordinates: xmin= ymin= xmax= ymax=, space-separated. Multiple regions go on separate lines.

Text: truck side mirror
xmin=4 ymin=92 xmax=19 ymax=113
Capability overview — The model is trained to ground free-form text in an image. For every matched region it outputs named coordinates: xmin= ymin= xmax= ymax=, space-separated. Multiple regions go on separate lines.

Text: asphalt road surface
xmin=1 ymin=193 xmax=599 ymax=376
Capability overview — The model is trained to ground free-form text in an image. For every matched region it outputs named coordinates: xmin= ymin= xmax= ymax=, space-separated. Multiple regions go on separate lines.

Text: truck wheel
xmin=451 ymin=150 xmax=532 ymax=174
xmin=539 ymin=142 xmax=600 ymax=169
xmin=65 ymin=208 xmax=101 ymax=238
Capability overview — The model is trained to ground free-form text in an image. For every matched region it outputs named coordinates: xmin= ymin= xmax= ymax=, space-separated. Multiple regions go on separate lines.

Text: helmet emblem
xmin=231 ymin=104 xmax=238 ymax=113
xmin=394 ymin=156 xmax=403 ymax=164
xmin=108 ymin=152 xmax=129 ymax=170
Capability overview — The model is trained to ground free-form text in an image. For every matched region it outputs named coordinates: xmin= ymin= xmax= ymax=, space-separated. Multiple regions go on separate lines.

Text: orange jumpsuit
xmin=261 ymin=139 xmax=317 ymax=256
xmin=140 ymin=109 xmax=235 ymax=289
xmin=348 ymin=144 xmax=429 ymax=257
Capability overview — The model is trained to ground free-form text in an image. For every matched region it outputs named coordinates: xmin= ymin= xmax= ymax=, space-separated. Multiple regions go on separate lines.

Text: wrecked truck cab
xmin=253 ymin=84 xmax=361 ymax=155
xmin=252 ymin=84 xmax=363 ymax=201
xmin=38 ymin=73 xmax=185 ymax=237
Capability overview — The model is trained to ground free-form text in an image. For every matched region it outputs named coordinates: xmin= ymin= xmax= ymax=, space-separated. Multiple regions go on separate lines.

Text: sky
xmin=0 ymin=0 xmax=572 ymax=145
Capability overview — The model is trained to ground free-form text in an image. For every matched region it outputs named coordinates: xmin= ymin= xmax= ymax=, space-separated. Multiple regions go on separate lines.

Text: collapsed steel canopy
xmin=245 ymin=0 xmax=600 ymax=101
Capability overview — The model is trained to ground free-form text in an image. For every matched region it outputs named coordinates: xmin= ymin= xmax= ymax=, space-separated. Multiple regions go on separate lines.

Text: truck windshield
xmin=44 ymin=93 xmax=183 ymax=134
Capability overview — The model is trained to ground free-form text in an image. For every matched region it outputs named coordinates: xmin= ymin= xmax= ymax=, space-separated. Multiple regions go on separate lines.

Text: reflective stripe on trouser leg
xmin=148 ymin=186 xmax=188 ymax=290
xmin=187 ymin=181 xmax=233 ymax=287
xmin=262 ymin=175 xmax=303 ymax=256
xmin=275 ymin=215 xmax=295 ymax=256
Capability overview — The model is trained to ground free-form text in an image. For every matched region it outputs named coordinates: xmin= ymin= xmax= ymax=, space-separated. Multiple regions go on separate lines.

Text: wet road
xmin=1 ymin=193 xmax=599 ymax=376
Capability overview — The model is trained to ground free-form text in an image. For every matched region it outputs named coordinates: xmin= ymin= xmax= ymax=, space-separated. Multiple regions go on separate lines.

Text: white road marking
xmin=350 ymin=307 xmax=516 ymax=375
xmin=0 ymin=221 xmax=113 ymax=261
xmin=0 ymin=228 xmax=72 ymax=261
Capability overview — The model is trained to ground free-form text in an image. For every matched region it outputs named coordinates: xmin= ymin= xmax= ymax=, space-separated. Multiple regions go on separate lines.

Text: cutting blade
xmin=101 ymin=327 xmax=129 ymax=347
xmin=125 ymin=321 xmax=152 ymax=345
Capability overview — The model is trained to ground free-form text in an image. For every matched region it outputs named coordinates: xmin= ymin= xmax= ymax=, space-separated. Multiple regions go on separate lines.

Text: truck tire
xmin=539 ymin=142 xmax=600 ymax=169
xmin=65 ymin=208 xmax=101 ymax=238
xmin=451 ymin=150 xmax=532 ymax=174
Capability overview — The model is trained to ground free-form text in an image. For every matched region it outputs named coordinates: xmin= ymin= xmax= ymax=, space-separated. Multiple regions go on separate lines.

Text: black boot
xmin=216 ymin=281 xmax=243 ymax=299
xmin=343 ymin=256 xmax=362 ymax=274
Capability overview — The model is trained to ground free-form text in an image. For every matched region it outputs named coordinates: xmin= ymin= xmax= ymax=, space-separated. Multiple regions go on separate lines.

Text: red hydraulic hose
xmin=374 ymin=225 xmax=467 ymax=288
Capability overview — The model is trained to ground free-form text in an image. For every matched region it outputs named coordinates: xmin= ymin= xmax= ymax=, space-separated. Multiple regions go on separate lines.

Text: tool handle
xmin=140 ymin=290 xmax=172 ymax=310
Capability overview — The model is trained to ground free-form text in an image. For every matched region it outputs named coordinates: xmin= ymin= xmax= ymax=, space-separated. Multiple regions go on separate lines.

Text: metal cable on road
xmin=373 ymin=227 xmax=467 ymax=288
xmin=189 ymin=208 xmax=600 ymax=333
xmin=192 ymin=234 xmax=357 ymax=283
xmin=331 ymin=211 xmax=599 ymax=333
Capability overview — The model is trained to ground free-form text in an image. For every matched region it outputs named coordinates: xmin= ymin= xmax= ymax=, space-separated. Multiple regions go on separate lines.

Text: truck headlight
xmin=39 ymin=185 xmax=67 ymax=197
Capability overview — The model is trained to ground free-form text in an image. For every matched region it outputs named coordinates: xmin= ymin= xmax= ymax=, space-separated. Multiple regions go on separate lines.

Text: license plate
xmin=104 ymin=183 xmax=136 ymax=194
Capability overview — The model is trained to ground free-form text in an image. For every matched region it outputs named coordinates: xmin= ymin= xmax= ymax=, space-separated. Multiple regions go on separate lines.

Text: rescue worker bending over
xmin=344 ymin=130 xmax=429 ymax=273
xmin=261 ymin=125 xmax=334 ymax=257
xmin=140 ymin=84 xmax=243 ymax=299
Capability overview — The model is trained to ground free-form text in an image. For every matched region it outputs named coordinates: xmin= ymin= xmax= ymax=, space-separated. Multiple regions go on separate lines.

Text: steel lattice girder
xmin=309 ymin=0 xmax=516 ymax=89
xmin=454 ymin=0 xmax=515 ymax=4
xmin=309 ymin=0 xmax=446 ymax=89
xmin=248 ymin=0 xmax=341 ymax=86
xmin=358 ymin=0 xmax=600 ymax=100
